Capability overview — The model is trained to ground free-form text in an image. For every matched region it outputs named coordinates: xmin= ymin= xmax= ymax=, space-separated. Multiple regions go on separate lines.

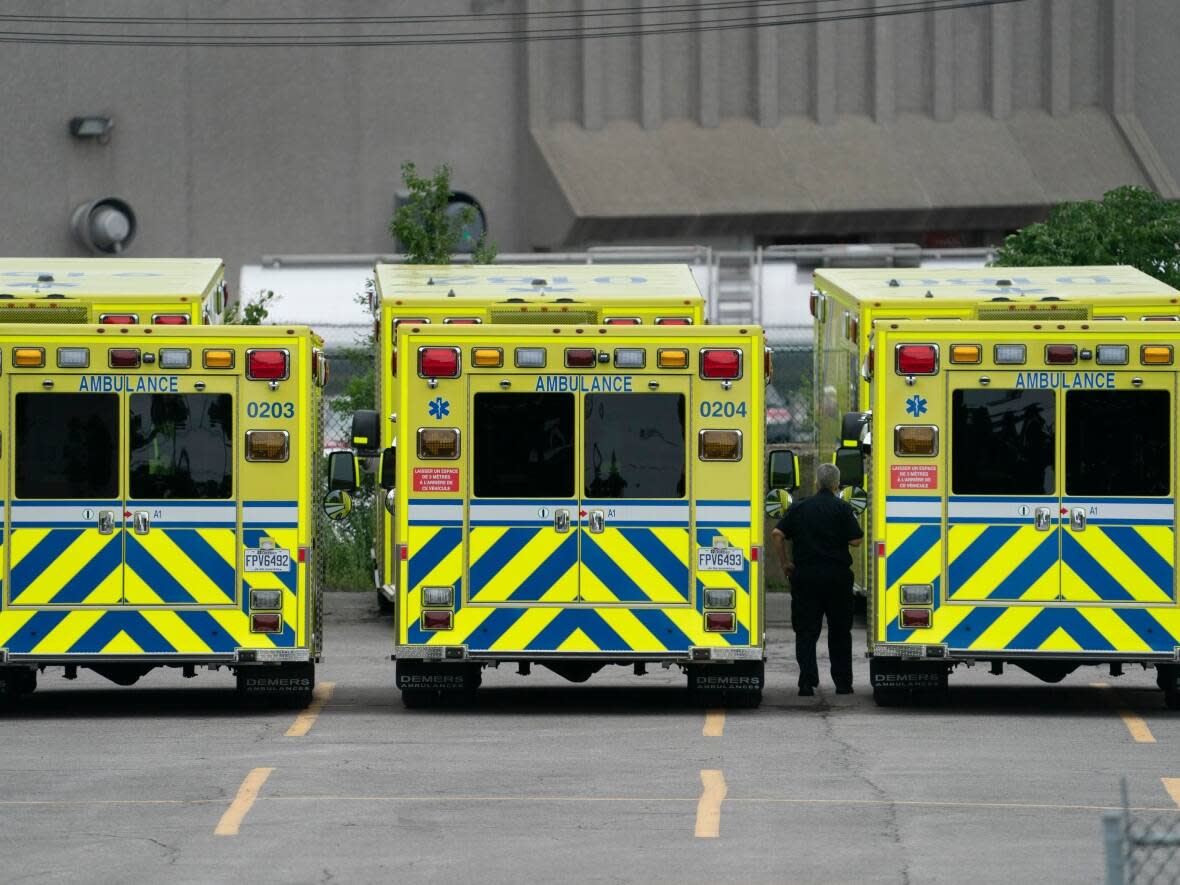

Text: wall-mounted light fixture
xmin=69 ymin=116 xmax=113 ymax=143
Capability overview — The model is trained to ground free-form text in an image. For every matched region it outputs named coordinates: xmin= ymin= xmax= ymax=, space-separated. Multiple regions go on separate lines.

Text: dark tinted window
xmin=1066 ymin=390 xmax=1169 ymax=496
xmin=473 ymin=393 xmax=574 ymax=498
xmin=129 ymin=394 xmax=233 ymax=499
xmin=952 ymin=389 xmax=1055 ymax=495
xmin=15 ymin=393 xmax=118 ymax=499
xmin=584 ymin=393 xmax=686 ymax=498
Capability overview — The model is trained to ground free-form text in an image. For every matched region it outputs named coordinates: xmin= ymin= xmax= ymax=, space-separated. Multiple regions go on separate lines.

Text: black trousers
xmin=789 ymin=572 xmax=854 ymax=689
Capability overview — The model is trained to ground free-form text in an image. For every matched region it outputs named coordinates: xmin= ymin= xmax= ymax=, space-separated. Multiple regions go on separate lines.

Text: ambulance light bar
xmin=159 ymin=348 xmax=191 ymax=369
xmin=699 ymin=429 xmax=742 ymax=461
xmin=109 ymin=348 xmax=141 ymax=368
xmin=895 ymin=344 xmax=938 ymax=375
xmin=514 ymin=347 xmax=546 ymax=368
xmin=203 ymin=349 xmax=235 ymax=369
xmin=100 ymin=313 xmax=138 ymax=325
xmin=1142 ymin=345 xmax=1174 ymax=366
xmin=657 ymin=349 xmax=688 ymax=369
xmin=246 ymin=349 xmax=289 ymax=380
xmin=949 ymin=344 xmax=981 ymax=364
xmin=417 ymin=346 xmax=460 ymax=378
xmin=613 ymin=348 xmax=645 ymax=369
xmin=1096 ymin=345 xmax=1128 ymax=365
xmin=393 ymin=317 xmax=428 ymax=329
xmin=656 ymin=317 xmax=691 ymax=325
xmin=700 ymin=349 xmax=742 ymax=380
xmin=418 ymin=427 xmax=460 ymax=459
xmin=564 ymin=347 xmax=596 ymax=368
xmin=13 ymin=347 xmax=44 ymax=368
xmin=895 ymin=425 xmax=938 ymax=457
xmin=471 ymin=347 xmax=503 ymax=368
xmin=152 ymin=314 xmax=190 ymax=325
xmin=1045 ymin=344 xmax=1077 ymax=365
xmin=605 ymin=317 xmax=640 ymax=325
xmin=994 ymin=344 xmax=1026 ymax=365
xmin=246 ymin=430 xmax=290 ymax=462
xmin=56 ymin=347 xmax=89 ymax=368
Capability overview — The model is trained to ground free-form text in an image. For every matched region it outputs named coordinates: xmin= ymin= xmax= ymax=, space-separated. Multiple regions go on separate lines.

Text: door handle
xmin=1034 ymin=506 xmax=1052 ymax=531
xmin=554 ymin=509 xmax=570 ymax=533
xmin=1070 ymin=508 xmax=1087 ymax=532
xmin=133 ymin=511 xmax=151 ymax=535
xmin=588 ymin=510 xmax=605 ymax=534
xmin=97 ymin=510 xmax=115 ymax=535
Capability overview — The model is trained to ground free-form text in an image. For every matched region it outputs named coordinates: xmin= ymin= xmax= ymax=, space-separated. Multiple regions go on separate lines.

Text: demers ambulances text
xmin=78 ymin=375 xmax=180 ymax=392
xmin=1014 ymin=371 xmax=1116 ymax=389
xmin=535 ymin=375 xmax=633 ymax=392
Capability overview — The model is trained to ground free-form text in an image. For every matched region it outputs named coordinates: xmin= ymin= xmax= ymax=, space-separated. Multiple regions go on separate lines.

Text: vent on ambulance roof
xmin=976 ymin=306 xmax=1089 ymax=321
xmin=0 ymin=306 xmax=88 ymax=324
xmin=488 ymin=308 xmax=598 ymax=325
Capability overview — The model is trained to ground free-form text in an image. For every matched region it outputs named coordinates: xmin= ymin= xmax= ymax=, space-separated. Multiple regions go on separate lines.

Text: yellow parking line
xmin=285 ymin=682 xmax=335 ymax=737
xmin=214 ymin=768 xmax=274 ymax=836
xmin=1164 ymin=779 xmax=1180 ymax=809
xmin=703 ymin=710 xmax=725 ymax=737
xmin=1092 ymin=683 xmax=1156 ymax=743
xmin=694 ymin=770 xmax=727 ymax=838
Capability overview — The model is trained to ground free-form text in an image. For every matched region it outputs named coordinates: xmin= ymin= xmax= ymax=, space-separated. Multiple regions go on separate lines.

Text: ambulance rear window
xmin=15 ymin=393 xmax=118 ymax=499
xmin=952 ymin=389 xmax=1055 ymax=495
xmin=473 ymin=393 xmax=574 ymax=498
xmin=1065 ymin=390 xmax=1169 ymax=496
xmin=584 ymin=393 xmax=686 ymax=498
xmin=129 ymin=394 xmax=233 ymax=499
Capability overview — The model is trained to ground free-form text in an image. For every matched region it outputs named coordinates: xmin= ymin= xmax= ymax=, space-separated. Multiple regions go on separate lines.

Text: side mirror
xmin=840 ymin=486 xmax=868 ymax=516
xmin=764 ymin=488 xmax=792 ymax=520
xmin=833 ymin=446 xmax=864 ymax=489
xmin=323 ymin=489 xmax=353 ymax=521
xmin=768 ymin=448 xmax=799 ymax=492
xmin=841 ymin=411 xmax=869 ymax=446
xmin=379 ymin=446 xmax=396 ymax=490
xmin=327 ymin=450 xmax=359 ymax=493
xmin=351 ymin=409 xmax=381 ymax=456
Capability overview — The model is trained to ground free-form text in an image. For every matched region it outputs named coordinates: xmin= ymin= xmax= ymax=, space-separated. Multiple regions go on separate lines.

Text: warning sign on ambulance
xmin=890 ymin=465 xmax=937 ymax=490
xmin=412 ymin=467 xmax=460 ymax=493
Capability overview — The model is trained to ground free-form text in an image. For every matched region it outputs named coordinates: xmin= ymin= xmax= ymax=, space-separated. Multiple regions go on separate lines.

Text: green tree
xmin=993 ymin=186 xmax=1180 ymax=287
xmin=389 ymin=162 xmax=497 ymax=264
xmin=221 ymin=289 xmax=278 ymax=325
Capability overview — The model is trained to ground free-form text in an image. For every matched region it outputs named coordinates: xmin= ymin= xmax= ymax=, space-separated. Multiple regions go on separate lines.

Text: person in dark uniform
xmin=771 ymin=462 xmax=864 ymax=696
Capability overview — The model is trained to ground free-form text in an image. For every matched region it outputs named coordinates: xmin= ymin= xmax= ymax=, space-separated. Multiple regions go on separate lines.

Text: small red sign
xmin=890 ymin=464 xmax=938 ymax=490
xmin=412 ymin=467 xmax=460 ymax=493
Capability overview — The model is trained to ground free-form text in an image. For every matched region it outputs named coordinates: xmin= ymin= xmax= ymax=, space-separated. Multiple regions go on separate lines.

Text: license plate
xmin=244 ymin=548 xmax=292 ymax=572
xmin=698 ymin=547 xmax=744 ymax=572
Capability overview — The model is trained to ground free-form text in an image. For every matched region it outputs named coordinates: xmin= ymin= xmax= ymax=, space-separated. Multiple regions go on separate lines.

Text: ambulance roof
xmin=374 ymin=264 xmax=703 ymax=303
xmin=0 ymin=258 xmax=223 ymax=298
xmin=815 ymin=265 xmax=1179 ymax=304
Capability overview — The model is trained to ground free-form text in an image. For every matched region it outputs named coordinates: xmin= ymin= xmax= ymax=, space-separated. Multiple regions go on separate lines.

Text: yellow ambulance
xmin=353 ymin=317 xmax=767 ymax=707
xmin=358 ymin=264 xmax=706 ymax=614
xmin=0 ymin=323 xmax=327 ymax=707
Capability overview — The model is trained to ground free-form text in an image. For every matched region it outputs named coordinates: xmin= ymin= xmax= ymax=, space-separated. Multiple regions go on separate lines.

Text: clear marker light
xmin=56 ymin=347 xmax=89 ymax=368
xmin=159 ymin=348 xmax=191 ymax=369
xmin=1095 ymin=344 xmax=1128 ymax=366
xmin=994 ymin=344 xmax=1026 ymax=365
xmin=613 ymin=348 xmax=645 ymax=369
xmin=514 ymin=347 xmax=546 ymax=368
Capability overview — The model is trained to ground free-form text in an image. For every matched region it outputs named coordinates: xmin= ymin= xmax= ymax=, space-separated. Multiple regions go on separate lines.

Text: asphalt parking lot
xmin=1 ymin=592 xmax=1176 ymax=885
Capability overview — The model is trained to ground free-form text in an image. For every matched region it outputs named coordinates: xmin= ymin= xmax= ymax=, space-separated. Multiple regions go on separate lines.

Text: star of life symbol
xmin=428 ymin=396 xmax=450 ymax=420
xmin=905 ymin=395 xmax=928 ymax=418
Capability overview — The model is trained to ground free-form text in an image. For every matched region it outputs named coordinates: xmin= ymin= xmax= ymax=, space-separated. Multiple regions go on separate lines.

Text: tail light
xmin=203 ymin=349 xmax=235 ymax=369
xmin=152 ymin=314 xmax=189 ymax=325
xmin=657 ymin=349 xmax=688 ymax=369
xmin=13 ymin=347 xmax=45 ymax=368
xmin=1142 ymin=345 xmax=1174 ymax=366
xmin=900 ymin=609 xmax=932 ymax=629
xmin=564 ymin=348 xmax=596 ymax=368
xmin=1045 ymin=344 xmax=1077 ymax=365
xmin=656 ymin=317 xmax=691 ymax=325
xmin=250 ymin=613 xmax=282 ymax=633
xmin=700 ymin=349 xmax=742 ymax=380
xmin=246 ymin=430 xmax=290 ymax=462
xmin=246 ymin=349 xmax=289 ymax=380
xmin=418 ymin=346 xmax=460 ymax=378
xmin=393 ymin=317 xmax=428 ymax=330
xmin=418 ymin=427 xmax=460 ymax=459
xmin=895 ymin=344 xmax=938 ymax=375
xmin=605 ymin=317 xmax=640 ymax=325
xmin=704 ymin=612 xmax=736 ymax=632
xmin=100 ymin=314 xmax=138 ymax=325
xmin=421 ymin=611 xmax=453 ymax=631
xmin=699 ymin=430 xmax=742 ymax=461
xmin=109 ymin=348 xmax=141 ymax=368
xmin=894 ymin=425 xmax=938 ymax=457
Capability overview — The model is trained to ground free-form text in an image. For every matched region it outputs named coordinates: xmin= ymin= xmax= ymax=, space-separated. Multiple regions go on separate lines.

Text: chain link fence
xmin=1105 ymin=780 xmax=1180 ymax=884
xmin=316 ymin=336 xmax=815 ymax=592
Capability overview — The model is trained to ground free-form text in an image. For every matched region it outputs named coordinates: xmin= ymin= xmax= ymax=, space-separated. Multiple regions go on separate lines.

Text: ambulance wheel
xmin=1158 ymin=665 xmax=1180 ymax=710
xmin=376 ymin=590 xmax=394 ymax=614
xmin=0 ymin=668 xmax=36 ymax=709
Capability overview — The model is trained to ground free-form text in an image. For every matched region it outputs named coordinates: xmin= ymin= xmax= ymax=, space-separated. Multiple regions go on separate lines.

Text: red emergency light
xmin=564 ymin=348 xmax=596 ymax=368
xmin=605 ymin=317 xmax=640 ymax=325
xmin=108 ymin=348 xmax=141 ymax=368
xmin=656 ymin=317 xmax=691 ymax=325
xmin=421 ymin=611 xmax=453 ymax=631
xmin=1045 ymin=344 xmax=1077 ymax=365
xmin=700 ymin=348 xmax=742 ymax=380
xmin=418 ymin=346 xmax=461 ymax=379
xmin=100 ymin=314 xmax=138 ymax=325
xmin=246 ymin=349 xmax=289 ymax=381
xmin=152 ymin=314 xmax=190 ymax=325
xmin=895 ymin=344 xmax=938 ymax=375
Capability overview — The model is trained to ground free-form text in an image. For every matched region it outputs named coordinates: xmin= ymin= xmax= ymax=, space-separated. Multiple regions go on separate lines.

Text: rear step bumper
xmin=395 ymin=646 xmax=764 ymax=663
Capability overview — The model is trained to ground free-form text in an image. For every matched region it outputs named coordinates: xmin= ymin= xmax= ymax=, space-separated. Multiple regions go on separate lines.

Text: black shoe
xmin=835 ymin=685 xmax=854 ymax=695
xmin=798 ymin=685 xmax=815 ymax=697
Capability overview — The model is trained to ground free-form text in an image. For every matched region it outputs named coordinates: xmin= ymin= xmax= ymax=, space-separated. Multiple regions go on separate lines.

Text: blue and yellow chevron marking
xmin=469 ymin=526 xmax=578 ymax=603
xmin=581 ymin=527 xmax=689 ymax=604
xmin=9 ymin=526 xmax=122 ymax=606
xmin=124 ymin=529 xmax=236 ymax=606
xmin=1061 ymin=526 xmax=1174 ymax=604
xmin=946 ymin=524 xmax=1059 ymax=601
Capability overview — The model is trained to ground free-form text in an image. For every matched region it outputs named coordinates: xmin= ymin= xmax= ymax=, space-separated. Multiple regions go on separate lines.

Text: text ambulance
xmin=346 ymin=313 xmax=767 ymax=708
xmin=0 ymin=324 xmax=327 ymax=707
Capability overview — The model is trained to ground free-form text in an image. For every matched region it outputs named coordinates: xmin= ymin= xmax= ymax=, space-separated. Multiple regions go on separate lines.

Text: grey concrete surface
xmin=0 ymin=592 xmax=1174 ymax=885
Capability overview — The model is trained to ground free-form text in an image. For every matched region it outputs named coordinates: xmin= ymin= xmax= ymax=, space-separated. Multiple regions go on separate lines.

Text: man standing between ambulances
xmin=771 ymin=463 xmax=863 ymax=696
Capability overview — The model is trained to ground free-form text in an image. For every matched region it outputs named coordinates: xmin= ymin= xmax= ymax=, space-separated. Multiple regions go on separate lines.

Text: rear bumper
xmin=394 ymin=645 xmax=764 ymax=663
xmin=0 ymin=648 xmax=313 ymax=666
xmin=871 ymin=642 xmax=1180 ymax=665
